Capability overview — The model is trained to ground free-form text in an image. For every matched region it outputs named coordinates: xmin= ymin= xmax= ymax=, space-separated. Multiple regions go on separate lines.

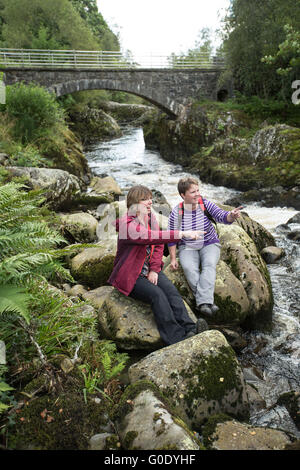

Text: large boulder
xmin=112 ymin=381 xmax=203 ymax=450
xmin=7 ymin=166 xmax=82 ymax=211
xmin=97 ymin=288 xmax=197 ymax=350
xmin=69 ymin=239 xmax=117 ymax=288
xmin=128 ymin=330 xmax=250 ymax=429
xmin=218 ymin=223 xmax=273 ymax=328
xmin=69 ymin=106 xmax=122 ymax=143
xmin=59 ymin=212 xmax=98 ymax=243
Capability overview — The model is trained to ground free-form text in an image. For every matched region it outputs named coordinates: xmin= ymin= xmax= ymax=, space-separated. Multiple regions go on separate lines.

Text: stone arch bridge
xmin=0 ymin=50 xmax=229 ymax=117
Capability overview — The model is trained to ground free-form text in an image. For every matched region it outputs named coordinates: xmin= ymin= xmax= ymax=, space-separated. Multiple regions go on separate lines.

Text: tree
xmin=70 ymin=0 xmax=120 ymax=50
xmin=0 ymin=0 xmax=101 ymax=50
xmin=222 ymin=0 xmax=300 ymax=99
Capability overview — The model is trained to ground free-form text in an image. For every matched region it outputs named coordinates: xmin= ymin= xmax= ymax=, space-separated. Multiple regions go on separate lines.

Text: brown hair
xmin=126 ymin=185 xmax=152 ymax=210
xmin=177 ymin=177 xmax=199 ymax=195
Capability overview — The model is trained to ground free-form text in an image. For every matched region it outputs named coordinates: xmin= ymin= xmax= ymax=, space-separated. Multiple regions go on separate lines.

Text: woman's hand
xmin=227 ymin=206 xmax=243 ymax=222
xmin=180 ymin=230 xmax=205 ymax=240
xmin=170 ymin=258 xmax=179 ymax=270
xmin=148 ymin=270 xmax=158 ymax=285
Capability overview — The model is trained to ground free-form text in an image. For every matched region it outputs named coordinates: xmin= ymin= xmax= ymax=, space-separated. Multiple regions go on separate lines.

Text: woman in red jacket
xmin=108 ymin=185 xmax=208 ymax=346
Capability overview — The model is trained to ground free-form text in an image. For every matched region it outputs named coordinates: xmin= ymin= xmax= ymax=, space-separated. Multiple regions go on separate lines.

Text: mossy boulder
xmin=99 ymin=101 xmax=153 ymax=124
xmin=97 ymin=288 xmax=196 ymax=350
xmin=90 ymin=175 xmax=123 ymax=198
xmin=112 ymin=380 xmax=203 ymax=450
xmin=128 ymin=330 xmax=250 ymax=429
xmin=6 ymin=166 xmax=82 ymax=211
xmin=59 ymin=211 xmax=98 ymax=243
xmin=69 ymin=239 xmax=117 ymax=288
xmin=218 ymin=223 xmax=273 ymax=328
xmin=69 ymin=106 xmax=122 ymax=143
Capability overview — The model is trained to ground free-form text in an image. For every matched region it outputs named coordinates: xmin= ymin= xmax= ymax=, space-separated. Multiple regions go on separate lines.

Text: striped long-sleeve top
xmin=167 ymin=198 xmax=232 ymax=249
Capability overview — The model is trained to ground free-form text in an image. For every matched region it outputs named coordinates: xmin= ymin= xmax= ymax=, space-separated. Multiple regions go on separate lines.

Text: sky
xmin=97 ymin=0 xmax=230 ymax=57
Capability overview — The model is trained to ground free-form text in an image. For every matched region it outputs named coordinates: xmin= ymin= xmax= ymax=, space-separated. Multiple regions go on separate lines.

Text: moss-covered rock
xmin=59 ymin=211 xmax=98 ymax=243
xmin=98 ymin=288 xmax=196 ymax=350
xmin=69 ymin=239 xmax=117 ymax=288
xmin=112 ymin=380 xmax=203 ymax=450
xmin=128 ymin=330 xmax=250 ymax=429
xmin=69 ymin=106 xmax=122 ymax=144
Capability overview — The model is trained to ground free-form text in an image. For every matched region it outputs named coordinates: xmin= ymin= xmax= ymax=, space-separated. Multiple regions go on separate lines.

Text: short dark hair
xmin=177 ymin=177 xmax=199 ymax=195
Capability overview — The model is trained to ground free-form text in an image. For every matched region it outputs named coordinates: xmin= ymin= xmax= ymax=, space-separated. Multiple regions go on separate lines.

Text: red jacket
xmin=108 ymin=212 xmax=181 ymax=296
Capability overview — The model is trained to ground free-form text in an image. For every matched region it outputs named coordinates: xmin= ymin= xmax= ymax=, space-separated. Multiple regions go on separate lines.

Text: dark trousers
xmin=130 ymin=271 xmax=196 ymax=345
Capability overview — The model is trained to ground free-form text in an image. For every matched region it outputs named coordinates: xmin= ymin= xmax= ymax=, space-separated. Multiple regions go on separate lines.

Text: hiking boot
xmin=210 ymin=303 xmax=219 ymax=313
xmin=196 ymin=318 xmax=209 ymax=334
xmin=196 ymin=303 xmax=213 ymax=315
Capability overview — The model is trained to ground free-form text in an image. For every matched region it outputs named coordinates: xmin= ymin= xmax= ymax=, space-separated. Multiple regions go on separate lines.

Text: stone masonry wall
xmin=2 ymin=68 xmax=223 ymax=116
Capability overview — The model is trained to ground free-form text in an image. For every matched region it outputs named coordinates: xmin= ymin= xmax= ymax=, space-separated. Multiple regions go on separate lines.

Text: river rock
xmin=89 ymin=433 xmax=120 ymax=450
xmin=99 ymin=101 xmax=153 ymax=124
xmin=90 ymin=176 xmax=123 ymax=198
xmin=205 ymin=419 xmax=291 ymax=450
xmin=261 ymin=246 xmax=285 ymax=264
xmin=69 ymin=107 xmax=122 ymax=143
xmin=6 ymin=166 xmax=82 ymax=211
xmin=59 ymin=212 xmax=98 ymax=243
xmin=112 ymin=381 xmax=202 ymax=450
xmin=98 ymin=288 xmax=196 ymax=350
xmin=218 ymin=223 xmax=273 ymax=328
xmin=82 ymin=285 xmax=114 ymax=309
xmin=128 ymin=330 xmax=250 ymax=428
xmin=287 ymin=212 xmax=300 ymax=224
xmin=69 ymin=239 xmax=117 ymax=288
xmin=67 ymin=284 xmax=88 ymax=298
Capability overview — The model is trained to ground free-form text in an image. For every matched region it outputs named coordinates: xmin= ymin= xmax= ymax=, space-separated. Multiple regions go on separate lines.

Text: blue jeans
xmin=179 ymin=243 xmax=221 ymax=306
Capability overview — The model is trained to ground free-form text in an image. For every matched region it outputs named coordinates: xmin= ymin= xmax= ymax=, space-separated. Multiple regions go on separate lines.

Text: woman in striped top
xmin=167 ymin=177 xmax=243 ymax=316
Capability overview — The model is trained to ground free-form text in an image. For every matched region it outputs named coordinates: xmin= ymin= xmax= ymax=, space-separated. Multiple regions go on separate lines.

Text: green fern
xmin=0 ymin=285 xmax=31 ymax=324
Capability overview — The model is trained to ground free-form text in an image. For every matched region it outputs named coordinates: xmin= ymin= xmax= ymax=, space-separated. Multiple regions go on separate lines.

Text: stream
xmin=86 ymin=126 xmax=300 ymax=438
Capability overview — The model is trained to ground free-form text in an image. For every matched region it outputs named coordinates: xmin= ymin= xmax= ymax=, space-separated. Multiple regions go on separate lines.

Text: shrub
xmin=3 ymin=83 xmax=65 ymax=144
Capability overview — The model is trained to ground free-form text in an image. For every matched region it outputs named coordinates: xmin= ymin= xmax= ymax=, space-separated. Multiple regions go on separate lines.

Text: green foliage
xmin=0 ymin=285 xmax=31 ymax=324
xmin=78 ymin=341 xmax=128 ymax=402
xmin=0 ymin=0 xmax=101 ymax=50
xmin=70 ymin=0 xmax=120 ymax=51
xmin=262 ymin=24 xmax=300 ymax=94
xmin=0 ymin=366 xmax=15 ymax=415
xmin=3 ymin=83 xmax=65 ymax=145
xmin=222 ymin=0 xmax=300 ymax=99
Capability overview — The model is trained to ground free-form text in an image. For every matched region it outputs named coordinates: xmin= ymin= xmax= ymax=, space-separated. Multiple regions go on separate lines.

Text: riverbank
xmin=142 ymin=100 xmax=300 ymax=210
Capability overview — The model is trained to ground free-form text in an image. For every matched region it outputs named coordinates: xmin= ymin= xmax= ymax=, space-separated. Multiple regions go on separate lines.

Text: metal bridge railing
xmin=0 ymin=49 xmax=225 ymax=69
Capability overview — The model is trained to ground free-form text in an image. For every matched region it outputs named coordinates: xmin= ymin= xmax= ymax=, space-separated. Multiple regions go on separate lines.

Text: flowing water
xmin=86 ymin=126 xmax=300 ymax=437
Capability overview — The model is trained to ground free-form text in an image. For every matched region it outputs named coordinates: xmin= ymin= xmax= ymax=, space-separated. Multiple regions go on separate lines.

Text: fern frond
xmin=0 ymin=285 xmax=31 ymax=324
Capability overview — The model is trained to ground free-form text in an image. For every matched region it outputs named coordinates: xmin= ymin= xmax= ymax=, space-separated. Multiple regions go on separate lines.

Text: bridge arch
xmin=47 ymin=78 xmax=177 ymax=117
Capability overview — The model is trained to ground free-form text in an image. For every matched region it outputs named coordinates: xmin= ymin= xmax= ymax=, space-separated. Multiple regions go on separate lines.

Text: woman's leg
xmin=130 ymin=275 xmax=192 ymax=345
xmin=156 ymin=271 xmax=196 ymax=333
xmin=196 ymin=243 xmax=221 ymax=306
